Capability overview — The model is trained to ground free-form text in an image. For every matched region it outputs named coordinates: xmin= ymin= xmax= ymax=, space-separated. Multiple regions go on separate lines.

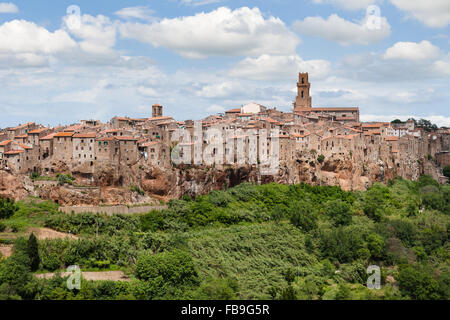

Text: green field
xmin=0 ymin=176 xmax=449 ymax=300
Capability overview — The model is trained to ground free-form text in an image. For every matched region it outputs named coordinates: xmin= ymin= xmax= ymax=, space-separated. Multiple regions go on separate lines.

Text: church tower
xmin=294 ymin=73 xmax=312 ymax=112
xmin=152 ymin=104 xmax=163 ymax=118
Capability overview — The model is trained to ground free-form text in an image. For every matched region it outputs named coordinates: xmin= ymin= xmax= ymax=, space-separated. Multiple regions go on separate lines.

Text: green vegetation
xmin=0 ymin=175 xmax=449 ymax=300
xmin=444 ymin=165 xmax=450 ymax=179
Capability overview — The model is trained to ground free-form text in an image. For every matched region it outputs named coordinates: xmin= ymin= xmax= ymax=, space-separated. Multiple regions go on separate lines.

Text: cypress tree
xmin=27 ymin=233 xmax=40 ymax=272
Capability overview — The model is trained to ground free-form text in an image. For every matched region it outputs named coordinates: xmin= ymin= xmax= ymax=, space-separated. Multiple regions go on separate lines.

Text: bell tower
xmin=294 ymin=73 xmax=312 ymax=112
xmin=152 ymin=104 xmax=163 ymax=118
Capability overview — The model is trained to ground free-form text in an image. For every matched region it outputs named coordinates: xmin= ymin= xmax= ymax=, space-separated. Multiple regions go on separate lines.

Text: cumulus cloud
xmin=312 ymin=0 xmax=381 ymax=11
xmin=383 ymin=40 xmax=441 ymax=61
xmin=114 ymin=6 xmax=155 ymax=20
xmin=181 ymin=0 xmax=223 ymax=6
xmin=63 ymin=14 xmax=117 ymax=56
xmin=207 ymin=104 xmax=226 ymax=113
xmin=0 ymin=2 xmax=18 ymax=13
xmin=229 ymin=54 xmax=331 ymax=81
xmin=293 ymin=13 xmax=390 ymax=45
xmin=0 ymin=20 xmax=76 ymax=55
xmin=196 ymin=81 xmax=247 ymax=98
xmin=390 ymin=0 xmax=450 ymax=28
xmin=119 ymin=6 xmax=300 ymax=58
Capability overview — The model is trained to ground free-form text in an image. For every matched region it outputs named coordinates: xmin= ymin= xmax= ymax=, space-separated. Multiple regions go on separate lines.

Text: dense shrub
xmin=289 ymin=202 xmax=318 ymax=232
xmin=324 ymin=200 xmax=352 ymax=226
xmin=0 ymin=198 xmax=17 ymax=220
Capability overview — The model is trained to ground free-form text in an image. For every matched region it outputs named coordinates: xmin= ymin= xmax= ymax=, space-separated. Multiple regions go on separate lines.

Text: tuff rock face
xmin=0 ymin=151 xmax=440 ymax=205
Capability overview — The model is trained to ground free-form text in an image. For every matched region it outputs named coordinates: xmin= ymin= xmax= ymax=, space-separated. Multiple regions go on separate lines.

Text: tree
xmin=0 ymin=198 xmax=17 ymax=220
xmin=443 ymin=166 xmax=450 ymax=179
xmin=391 ymin=119 xmax=403 ymax=124
xmin=324 ymin=200 xmax=352 ymax=226
xmin=398 ymin=264 xmax=440 ymax=300
xmin=289 ymin=202 xmax=318 ymax=232
xmin=366 ymin=233 xmax=385 ymax=259
xmin=27 ymin=233 xmax=40 ymax=272
xmin=317 ymin=155 xmax=325 ymax=164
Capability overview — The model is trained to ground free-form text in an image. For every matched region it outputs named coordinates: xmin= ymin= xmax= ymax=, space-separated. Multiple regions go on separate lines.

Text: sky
xmin=0 ymin=0 xmax=449 ymax=128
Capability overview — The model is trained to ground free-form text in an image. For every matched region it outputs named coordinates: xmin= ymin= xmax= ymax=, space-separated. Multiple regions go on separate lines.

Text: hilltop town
xmin=0 ymin=73 xmax=449 ymax=205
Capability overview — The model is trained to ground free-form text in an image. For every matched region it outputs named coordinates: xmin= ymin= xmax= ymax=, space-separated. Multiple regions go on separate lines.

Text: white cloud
xmin=229 ymin=54 xmax=331 ymax=81
xmin=181 ymin=0 xmax=223 ymax=6
xmin=0 ymin=2 xmax=18 ymax=13
xmin=207 ymin=104 xmax=225 ymax=113
xmin=293 ymin=13 xmax=390 ymax=45
xmin=390 ymin=0 xmax=450 ymax=28
xmin=63 ymin=14 xmax=117 ymax=56
xmin=114 ymin=6 xmax=155 ymax=20
xmin=0 ymin=53 xmax=48 ymax=68
xmin=0 ymin=20 xmax=76 ymax=55
xmin=383 ymin=40 xmax=441 ymax=60
xmin=196 ymin=81 xmax=246 ymax=98
xmin=119 ymin=6 xmax=300 ymax=58
xmin=137 ymin=86 xmax=160 ymax=97
xmin=312 ymin=0 xmax=380 ymax=11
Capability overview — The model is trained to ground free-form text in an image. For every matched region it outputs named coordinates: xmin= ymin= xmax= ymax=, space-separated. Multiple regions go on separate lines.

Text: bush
xmin=444 ymin=166 xmax=450 ymax=179
xmin=421 ymin=192 xmax=445 ymax=211
xmin=135 ymin=249 xmax=198 ymax=286
xmin=0 ymin=198 xmax=17 ymax=220
xmin=324 ymin=200 xmax=352 ymax=226
xmin=317 ymin=155 xmax=325 ymax=164
xmin=398 ymin=264 xmax=440 ymax=300
xmin=208 ymin=190 xmax=232 ymax=207
xmin=289 ymin=202 xmax=318 ymax=232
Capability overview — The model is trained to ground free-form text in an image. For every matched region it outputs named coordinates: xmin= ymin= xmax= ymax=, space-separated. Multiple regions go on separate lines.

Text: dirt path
xmin=28 ymin=227 xmax=78 ymax=240
xmin=35 ymin=271 xmax=130 ymax=282
xmin=0 ymin=245 xmax=13 ymax=258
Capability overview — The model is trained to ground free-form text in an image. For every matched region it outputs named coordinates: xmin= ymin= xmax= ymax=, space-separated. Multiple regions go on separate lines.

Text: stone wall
xmin=59 ymin=204 xmax=167 ymax=215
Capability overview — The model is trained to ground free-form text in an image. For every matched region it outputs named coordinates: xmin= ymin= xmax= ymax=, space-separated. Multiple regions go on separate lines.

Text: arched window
xmin=301 ymin=91 xmax=304 ymax=98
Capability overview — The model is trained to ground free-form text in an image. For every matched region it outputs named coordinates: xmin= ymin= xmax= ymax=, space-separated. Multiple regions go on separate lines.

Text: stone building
xmin=53 ymin=132 xmax=74 ymax=161
xmin=72 ymin=133 xmax=96 ymax=165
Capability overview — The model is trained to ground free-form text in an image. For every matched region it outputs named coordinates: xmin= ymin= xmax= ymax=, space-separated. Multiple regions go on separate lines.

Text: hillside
xmin=0 ymin=176 xmax=449 ymax=300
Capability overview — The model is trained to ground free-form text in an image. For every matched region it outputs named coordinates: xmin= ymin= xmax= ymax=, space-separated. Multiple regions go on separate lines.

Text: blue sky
xmin=0 ymin=0 xmax=449 ymax=128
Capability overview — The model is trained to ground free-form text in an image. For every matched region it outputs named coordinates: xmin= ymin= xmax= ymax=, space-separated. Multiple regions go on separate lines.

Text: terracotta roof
xmin=4 ymin=150 xmax=24 ymax=155
xmin=54 ymin=132 xmax=75 ymax=138
xmin=362 ymin=123 xmax=383 ymax=128
xmin=0 ymin=140 xmax=12 ymax=146
xmin=385 ymin=136 xmax=399 ymax=141
xmin=15 ymin=134 xmax=28 ymax=139
xmin=40 ymin=133 xmax=55 ymax=140
xmin=73 ymin=133 xmax=97 ymax=138
xmin=96 ymin=137 xmax=115 ymax=141
xmin=152 ymin=104 xmax=162 ymax=107
xmin=148 ymin=116 xmax=173 ymax=121
xmin=29 ymin=128 xmax=48 ymax=134
xmin=19 ymin=144 xmax=32 ymax=150
xmin=142 ymin=141 xmax=159 ymax=147
xmin=311 ymin=107 xmax=359 ymax=112
xmin=225 ymin=108 xmax=241 ymax=113
xmin=115 ymin=136 xmax=138 ymax=141
xmin=10 ymin=122 xmax=35 ymax=130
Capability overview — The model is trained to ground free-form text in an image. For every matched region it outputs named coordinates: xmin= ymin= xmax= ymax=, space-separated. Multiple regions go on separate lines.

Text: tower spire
xmin=294 ymin=72 xmax=312 ymax=112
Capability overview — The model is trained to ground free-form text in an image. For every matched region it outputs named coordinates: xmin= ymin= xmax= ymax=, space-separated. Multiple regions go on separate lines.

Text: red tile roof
xmin=54 ymin=132 xmax=75 ymax=138
xmin=0 ymin=140 xmax=13 ymax=146
xmin=73 ymin=133 xmax=97 ymax=138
